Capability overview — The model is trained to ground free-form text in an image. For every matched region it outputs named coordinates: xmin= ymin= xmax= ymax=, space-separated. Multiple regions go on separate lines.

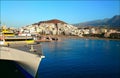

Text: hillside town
xmin=1 ymin=19 xmax=120 ymax=40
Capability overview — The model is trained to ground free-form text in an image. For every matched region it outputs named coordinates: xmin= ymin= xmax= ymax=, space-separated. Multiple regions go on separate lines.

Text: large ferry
xmin=0 ymin=26 xmax=45 ymax=78
xmin=0 ymin=26 xmax=34 ymax=45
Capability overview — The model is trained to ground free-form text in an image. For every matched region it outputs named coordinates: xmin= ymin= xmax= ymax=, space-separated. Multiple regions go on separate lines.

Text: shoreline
xmin=40 ymin=35 xmax=120 ymax=41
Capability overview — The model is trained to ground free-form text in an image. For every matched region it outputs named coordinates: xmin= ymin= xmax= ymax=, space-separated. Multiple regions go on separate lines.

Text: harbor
xmin=0 ymin=26 xmax=45 ymax=78
xmin=0 ymin=23 xmax=120 ymax=78
xmin=38 ymin=39 xmax=120 ymax=78
xmin=0 ymin=1 xmax=120 ymax=78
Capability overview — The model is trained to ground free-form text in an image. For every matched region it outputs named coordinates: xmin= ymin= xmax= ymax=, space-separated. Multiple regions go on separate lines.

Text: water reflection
xmin=43 ymin=39 xmax=120 ymax=53
xmin=43 ymin=41 xmax=64 ymax=52
xmin=39 ymin=39 xmax=120 ymax=78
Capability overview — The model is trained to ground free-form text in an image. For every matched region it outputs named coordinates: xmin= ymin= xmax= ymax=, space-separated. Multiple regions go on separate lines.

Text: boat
xmin=0 ymin=26 xmax=15 ymax=37
xmin=0 ymin=26 xmax=45 ymax=78
xmin=3 ymin=36 xmax=35 ymax=45
xmin=0 ymin=43 xmax=45 ymax=78
xmin=0 ymin=27 xmax=34 ymax=46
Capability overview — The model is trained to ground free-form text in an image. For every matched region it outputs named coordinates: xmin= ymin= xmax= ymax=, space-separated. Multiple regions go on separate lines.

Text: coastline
xmin=40 ymin=35 xmax=120 ymax=41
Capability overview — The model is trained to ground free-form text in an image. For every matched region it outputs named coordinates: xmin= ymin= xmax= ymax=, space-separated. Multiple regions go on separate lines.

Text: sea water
xmin=38 ymin=39 xmax=120 ymax=78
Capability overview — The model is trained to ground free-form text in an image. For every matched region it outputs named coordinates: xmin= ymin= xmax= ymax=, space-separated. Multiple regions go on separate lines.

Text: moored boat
xmin=0 ymin=27 xmax=34 ymax=45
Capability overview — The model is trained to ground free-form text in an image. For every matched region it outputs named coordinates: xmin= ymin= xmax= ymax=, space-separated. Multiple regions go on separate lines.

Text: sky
xmin=0 ymin=0 xmax=120 ymax=27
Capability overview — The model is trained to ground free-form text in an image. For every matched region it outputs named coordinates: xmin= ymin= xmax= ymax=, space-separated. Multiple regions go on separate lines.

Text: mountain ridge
xmin=74 ymin=15 xmax=120 ymax=27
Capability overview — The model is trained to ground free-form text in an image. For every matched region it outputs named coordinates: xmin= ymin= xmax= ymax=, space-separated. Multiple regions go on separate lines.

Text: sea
xmin=37 ymin=38 xmax=120 ymax=78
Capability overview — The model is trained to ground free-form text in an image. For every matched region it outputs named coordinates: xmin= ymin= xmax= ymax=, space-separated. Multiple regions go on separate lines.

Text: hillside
xmin=33 ymin=19 xmax=67 ymax=25
xmin=74 ymin=15 xmax=120 ymax=27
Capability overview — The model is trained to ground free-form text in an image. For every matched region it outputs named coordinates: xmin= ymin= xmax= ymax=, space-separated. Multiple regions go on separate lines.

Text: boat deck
xmin=7 ymin=43 xmax=43 ymax=56
xmin=0 ymin=43 xmax=44 ymax=78
xmin=5 ymin=36 xmax=33 ymax=39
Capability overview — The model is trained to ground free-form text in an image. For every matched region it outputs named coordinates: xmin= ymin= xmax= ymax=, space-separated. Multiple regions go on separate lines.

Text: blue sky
xmin=0 ymin=0 xmax=120 ymax=27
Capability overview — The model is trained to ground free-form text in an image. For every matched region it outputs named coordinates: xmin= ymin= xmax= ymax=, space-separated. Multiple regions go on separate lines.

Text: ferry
xmin=1 ymin=27 xmax=15 ymax=36
xmin=0 ymin=26 xmax=45 ymax=78
xmin=0 ymin=30 xmax=34 ymax=46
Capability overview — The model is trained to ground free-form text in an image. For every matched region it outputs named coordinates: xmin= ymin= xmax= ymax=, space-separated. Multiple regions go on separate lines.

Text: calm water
xmin=38 ymin=39 xmax=120 ymax=78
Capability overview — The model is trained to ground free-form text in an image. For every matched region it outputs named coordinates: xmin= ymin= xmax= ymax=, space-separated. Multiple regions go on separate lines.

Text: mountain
xmin=33 ymin=19 xmax=67 ymax=25
xmin=74 ymin=15 xmax=120 ymax=27
xmin=106 ymin=15 xmax=120 ymax=26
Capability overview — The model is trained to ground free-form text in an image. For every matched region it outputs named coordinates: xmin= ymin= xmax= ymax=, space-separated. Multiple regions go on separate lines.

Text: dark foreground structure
xmin=0 ymin=44 xmax=45 ymax=78
xmin=0 ymin=60 xmax=30 ymax=78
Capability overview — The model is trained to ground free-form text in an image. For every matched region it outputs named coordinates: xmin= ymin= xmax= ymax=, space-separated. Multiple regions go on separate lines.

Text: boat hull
xmin=0 ymin=46 xmax=44 ymax=77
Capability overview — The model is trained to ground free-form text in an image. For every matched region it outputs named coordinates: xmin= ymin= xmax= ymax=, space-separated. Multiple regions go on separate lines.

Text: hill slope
xmin=33 ymin=19 xmax=67 ymax=25
xmin=74 ymin=15 xmax=120 ymax=27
